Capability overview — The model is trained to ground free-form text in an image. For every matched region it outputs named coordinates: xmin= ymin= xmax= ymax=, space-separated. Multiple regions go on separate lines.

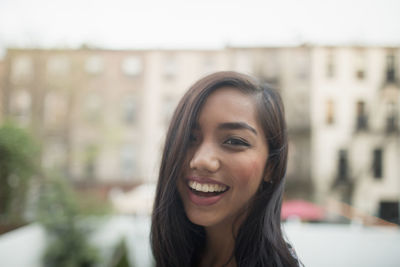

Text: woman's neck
xmin=198 ymin=207 xmax=249 ymax=267
xmin=199 ymin=224 xmax=237 ymax=267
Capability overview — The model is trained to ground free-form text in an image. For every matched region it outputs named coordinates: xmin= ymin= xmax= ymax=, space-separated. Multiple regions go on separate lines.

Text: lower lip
xmin=186 ymin=185 xmax=227 ymax=206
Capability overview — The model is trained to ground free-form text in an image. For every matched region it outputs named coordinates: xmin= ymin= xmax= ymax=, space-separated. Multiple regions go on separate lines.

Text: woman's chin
xmin=186 ymin=211 xmax=217 ymax=227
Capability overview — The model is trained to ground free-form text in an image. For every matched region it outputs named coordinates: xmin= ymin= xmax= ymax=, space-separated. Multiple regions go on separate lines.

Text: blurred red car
xmin=281 ymin=199 xmax=325 ymax=221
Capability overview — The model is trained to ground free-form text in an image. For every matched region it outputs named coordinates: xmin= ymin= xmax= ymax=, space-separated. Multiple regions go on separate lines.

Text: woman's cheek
xmin=232 ymin=158 xmax=265 ymax=186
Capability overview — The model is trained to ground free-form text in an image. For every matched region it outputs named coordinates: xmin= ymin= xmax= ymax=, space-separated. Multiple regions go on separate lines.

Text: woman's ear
xmin=263 ymin=176 xmax=273 ymax=185
xmin=262 ymin=163 xmax=273 ymax=183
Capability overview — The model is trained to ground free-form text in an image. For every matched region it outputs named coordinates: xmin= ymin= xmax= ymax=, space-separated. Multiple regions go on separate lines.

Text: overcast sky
xmin=0 ymin=0 xmax=400 ymax=56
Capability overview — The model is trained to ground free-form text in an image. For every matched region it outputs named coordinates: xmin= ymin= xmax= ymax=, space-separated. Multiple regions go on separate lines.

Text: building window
xmin=11 ymin=89 xmax=31 ymax=124
xmin=355 ymin=101 xmax=368 ymax=131
xmin=46 ymin=56 xmax=70 ymax=76
xmin=121 ymin=56 xmax=142 ymax=76
xmin=44 ymin=92 xmax=68 ymax=128
xmin=202 ymin=55 xmax=216 ymax=74
xmin=85 ymin=55 xmax=104 ymax=74
xmin=204 ymin=56 xmax=215 ymax=69
xmin=326 ymin=50 xmax=335 ymax=78
xmin=326 ymin=99 xmax=335 ymax=124
xmin=163 ymin=55 xmax=177 ymax=80
xmin=42 ymin=140 xmax=67 ymax=171
xmin=83 ymin=144 xmax=99 ymax=180
xmin=386 ymin=102 xmax=398 ymax=133
xmin=11 ymin=55 xmax=33 ymax=82
xmin=296 ymin=52 xmax=308 ymax=80
xmin=163 ymin=97 xmax=177 ymax=127
xmin=378 ymin=201 xmax=399 ymax=224
xmin=355 ymin=51 xmax=366 ymax=80
xmin=84 ymin=93 xmax=102 ymax=122
xmin=259 ymin=52 xmax=279 ymax=84
xmin=372 ymin=148 xmax=383 ymax=179
xmin=385 ymin=53 xmax=396 ymax=83
xmin=337 ymin=149 xmax=348 ymax=181
xmin=120 ymin=145 xmax=136 ymax=180
xmin=234 ymin=51 xmax=253 ymax=74
xmin=122 ymin=95 xmax=137 ymax=125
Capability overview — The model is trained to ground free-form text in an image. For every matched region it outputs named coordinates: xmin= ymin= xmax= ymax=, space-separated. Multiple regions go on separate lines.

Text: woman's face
xmin=177 ymin=87 xmax=269 ymax=228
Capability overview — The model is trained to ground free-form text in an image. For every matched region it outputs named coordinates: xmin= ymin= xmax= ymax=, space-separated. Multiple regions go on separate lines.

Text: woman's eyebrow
xmin=217 ymin=122 xmax=257 ymax=135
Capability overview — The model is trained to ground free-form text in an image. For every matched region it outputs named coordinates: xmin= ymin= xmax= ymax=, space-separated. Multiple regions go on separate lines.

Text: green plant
xmin=109 ymin=238 xmax=132 ymax=267
xmin=0 ymin=121 xmax=39 ymax=224
xmin=75 ymin=189 xmax=112 ymax=216
xmin=37 ymin=175 xmax=99 ymax=267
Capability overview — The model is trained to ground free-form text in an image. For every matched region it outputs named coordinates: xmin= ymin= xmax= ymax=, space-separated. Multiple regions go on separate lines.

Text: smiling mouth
xmin=187 ymin=180 xmax=229 ymax=197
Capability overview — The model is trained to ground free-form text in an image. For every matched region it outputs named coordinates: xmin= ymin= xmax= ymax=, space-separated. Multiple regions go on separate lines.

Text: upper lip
xmin=186 ymin=176 xmax=229 ymax=187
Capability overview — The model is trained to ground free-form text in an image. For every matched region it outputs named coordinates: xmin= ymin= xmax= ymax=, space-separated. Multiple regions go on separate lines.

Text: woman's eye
xmin=224 ymin=138 xmax=250 ymax=147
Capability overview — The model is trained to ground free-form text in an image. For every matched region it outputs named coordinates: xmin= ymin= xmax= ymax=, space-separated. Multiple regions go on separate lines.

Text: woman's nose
xmin=189 ymin=142 xmax=220 ymax=173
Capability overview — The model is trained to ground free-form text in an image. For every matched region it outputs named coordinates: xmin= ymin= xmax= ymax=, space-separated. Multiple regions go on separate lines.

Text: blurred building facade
xmin=311 ymin=46 xmax=400 ymax=223
xmin=1 ymin=46 xmax=399 ymax=222
xmin=1 ymin=48 xmax=231 ymax=184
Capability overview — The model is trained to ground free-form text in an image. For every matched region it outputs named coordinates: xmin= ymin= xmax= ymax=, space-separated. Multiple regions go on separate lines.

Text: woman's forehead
xmin=195 ymin=87 xmax=260 ymax=130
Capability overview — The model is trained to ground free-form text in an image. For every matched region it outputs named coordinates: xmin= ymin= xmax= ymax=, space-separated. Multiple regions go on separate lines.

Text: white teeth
xmin=195 ymin=182 xmax=202 ymax=191
xmin=203 ymin=184 xmax=209 ymax=192
xmin=188 ymin=181 xmax=227 ymax=193
xmin=209 ymin=184 xmax=215 ymax=192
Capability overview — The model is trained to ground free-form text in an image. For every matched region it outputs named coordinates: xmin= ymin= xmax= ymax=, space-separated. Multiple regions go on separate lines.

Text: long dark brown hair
xmin=151 ymin=71 xmax=299 ymax=267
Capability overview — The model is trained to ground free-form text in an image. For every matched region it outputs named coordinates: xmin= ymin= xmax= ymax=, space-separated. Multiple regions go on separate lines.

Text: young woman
xmin=151 ymin=71 xmax=301 ymax=267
